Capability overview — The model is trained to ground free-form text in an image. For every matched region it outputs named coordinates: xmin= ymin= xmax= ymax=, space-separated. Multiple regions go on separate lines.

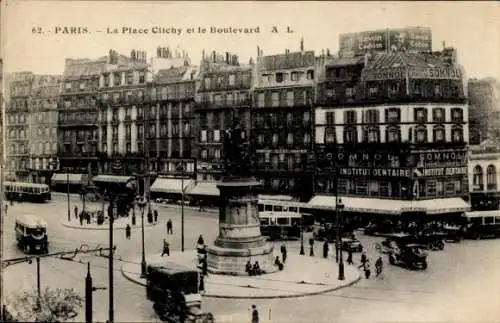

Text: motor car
xmin=364 ymin=219 xmax=395 ymax=236
xmin=337 ymin=237 xmax=363 ymax=252
xmin=388 ymin=243 xmax=428 ymax=270
xmin=414 ymin=230 xmax=446 ymax=250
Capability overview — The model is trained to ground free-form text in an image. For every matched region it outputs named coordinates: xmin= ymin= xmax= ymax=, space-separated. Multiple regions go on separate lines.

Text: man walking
xmin=153 ymin=209 xmax=158 ymax=223
xmin=309 ymin=237 xmax=315 ymax=257
xmin=161 ymin=239 xmax=170 ymax=257
xmin=280 ymin=242 xmax=287 ymax=263
xmin=251 ymin=304 xmax=259 ymax=323
xmin=323 ymin=240 xmax=329 ymax=259
xmin=125 ymin=224 xmax=131 ymax=239
xmin=167 ymin=219 xmax=173 ymax=234
xmin=74 ymin=205 xmax=79 ymax=220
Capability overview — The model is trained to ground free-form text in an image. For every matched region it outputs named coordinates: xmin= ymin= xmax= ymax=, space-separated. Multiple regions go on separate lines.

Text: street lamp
xmin=137 ymin=197 xmax=147 ymax=278
xmin=176 ymin=161 xmax=186 ymax=252
xmin=336 ymin=198 xmax=345 ymax=281
xmin=300 ymin=217 xmax=305 ymax=255
xmin=67 ymin=173 xmax=70 ymax=222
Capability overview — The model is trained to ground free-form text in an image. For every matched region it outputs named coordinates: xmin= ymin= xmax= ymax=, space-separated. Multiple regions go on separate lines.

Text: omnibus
xmin=462 ymin=210 xmax=500 ymax=239
xmin=15 ymin=214 xmax=49 ymax=254
xmin=146 ymin=263 xmax=214 ymax=323
xmin=4 ymin=181 xmax=51 ymax=203
xmin=257 ymin=199 xmax=314 ymax=240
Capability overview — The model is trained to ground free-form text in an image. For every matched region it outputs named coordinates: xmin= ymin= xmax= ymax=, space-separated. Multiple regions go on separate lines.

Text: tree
xmin=5 ymin=287 xmax=83 ymax=322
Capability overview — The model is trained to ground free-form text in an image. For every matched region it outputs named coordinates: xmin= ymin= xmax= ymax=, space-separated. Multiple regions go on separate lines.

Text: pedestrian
xmin=309 ymin=237 xmax=314 ymax=257
xmin=154 ymin=209 xmax=158 ymax=223
xmin=4 ymin=203 xmax=8 ymax=215
xmin=202 ymin=257 xmax=208 ymax=276
xmin=347 ymin=248 xmax=353 ymax=265
xmin=86 ymin=211 xmax=91 ymax=224
xmin=161 ymin=239 xmax=170 ymax=257
xmin=364 ymin=259 xmax=371 ymax=279
xmin=359 ymin=251 xmax=367 ymax=268
xmin=131 ymin=213 xmax=136 ymax=226
xmin=125 ymin=224 xmax=131 ymax=239
xmin=197 ymin=234 xmax=205 ymax=251
xmin=323 ymin=240 xmax=329 ymax=259
xmin=280 ymin=242 xmax=287 ymax=263
xmin=251 ymin=304 xmax=259 ymax=323
xmin=79 ymin=213 xmax=83 ymax=226
xmin=199 ymin=273 xmax=205 ymax=292
xmin=167 ymin=219 xmax=173 ymax=234
xmin=74 ymin=205 xmax=79 ymax=220
xmin=375 ymin=256 xmax=383 ymax=278
xmin=147 ymin=210 xmax=153 ymax=224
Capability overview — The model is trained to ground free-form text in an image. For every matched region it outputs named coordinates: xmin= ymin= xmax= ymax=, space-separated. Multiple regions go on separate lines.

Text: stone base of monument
xmin=206 ymin=176 xmax=277 ymax=276
xmin=206 ymin=243 xmax=276 ymax=276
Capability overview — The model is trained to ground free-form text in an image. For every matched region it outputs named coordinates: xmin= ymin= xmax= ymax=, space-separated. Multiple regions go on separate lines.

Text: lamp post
xmin=300 ymin=217 xmax=305 ymax=255
xmin=336 ymin=198 xmax=345 ymax=281
xmin=137 ymin=198 xmax=147 ymax=278
xmin=177 ymin=161 xmax=185 ymax=252
xmin=67 ymin=173 xmax=70 ymax=222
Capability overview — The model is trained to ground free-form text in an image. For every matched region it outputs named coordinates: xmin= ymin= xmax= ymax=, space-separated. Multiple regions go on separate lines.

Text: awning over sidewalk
xmin=188 ymin=181 xmax=220 ymax=196
xmin=150 ymin=178 xmax=195 ymax=194
xmin=258 ymin=194 xmax=294 ymax=201
xmin=307 ymin=195 xmax=470 ymax=215
xmin=51 ymin=173 xmax=87 ymax=185
xmin=417 ymin=198 xmax=470 ymax=215
xmin=92 ymin=175 xmax=135 ymax=184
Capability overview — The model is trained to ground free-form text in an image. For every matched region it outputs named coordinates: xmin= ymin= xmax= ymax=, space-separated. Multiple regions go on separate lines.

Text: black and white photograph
xmin=0 ymin=1 xmax=499 ymax=322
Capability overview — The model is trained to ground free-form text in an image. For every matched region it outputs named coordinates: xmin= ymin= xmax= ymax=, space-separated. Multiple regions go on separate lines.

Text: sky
xmin=2 ymin=1 xmax=499 ymax=80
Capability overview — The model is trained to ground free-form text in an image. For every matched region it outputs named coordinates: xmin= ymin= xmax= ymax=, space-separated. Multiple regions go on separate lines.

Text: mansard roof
xmin=63 ymin=57 xmax=108 ymax=79
xmin=363 ymin=52 xmax=451 ymax=71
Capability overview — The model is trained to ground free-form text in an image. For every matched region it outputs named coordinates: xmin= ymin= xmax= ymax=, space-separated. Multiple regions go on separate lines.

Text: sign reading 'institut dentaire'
xmin=337 ymin=167 xmax=467 ymax=178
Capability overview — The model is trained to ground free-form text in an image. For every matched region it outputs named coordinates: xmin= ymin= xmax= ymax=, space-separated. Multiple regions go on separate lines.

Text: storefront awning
xmin=92 ymin=175 xmax=135 ymax=184
xmin=417 ymin=198 xmax=470 ymax=215
xmin=187 ymin=181 xmax=220 ymax=197
xmin=150 ymin=178 xmax=195 ymax=194
xmin=51 ymin=173 xmax=87 ymax=185
xmin=308 ymin=195 xmax=470 ymax=215
xmin=258 ymin=194 xmax=294 ymax=201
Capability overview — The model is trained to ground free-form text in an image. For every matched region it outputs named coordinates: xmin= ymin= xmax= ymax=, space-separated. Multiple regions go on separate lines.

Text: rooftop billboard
xmin=339 ymin=27 xmax=432 ymax=57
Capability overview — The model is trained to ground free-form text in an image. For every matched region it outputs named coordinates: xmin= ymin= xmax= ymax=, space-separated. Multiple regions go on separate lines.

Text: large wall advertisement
xmin=339 ymin=27 xmax=432 ymax=57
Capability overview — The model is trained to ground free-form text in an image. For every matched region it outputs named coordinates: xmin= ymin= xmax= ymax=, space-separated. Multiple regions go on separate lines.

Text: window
xmin=415 ymin=126 xmax=427 ymax=143
xmin=451 ymin=108 xmax=463 ymax=123
xmin=386 ymin=108 xmax=400 ymax=123
xmin=214 ymin=149 xmax=221 ymax=159
xmin=275 ymin=72 xmax=284 ymax=83
xmin=184 ymin=122 xmax=190 ymax=135
xmin=272 ymin=134 xmax=279 ymax=147
xmin=226 ymin=93 xmax=233 ymax=105
xmin=345 ymin=87 xmax=355 ymax=98
xmin=306 ymin=70 xmax=314 ymax=80
xmin=325 ymin=127 xmax=335 ymax=143
xmin=139 ymin=71 xmax=145 ymax=83
xmin=414 ymin=108 xmax=427 ymax=122
xmin=65 ymin=83 xmax=71 ymax=91
xmin=344 ymin=110 xmax=357 ymax=124
xmin=288 ymin=155 xmax=294 ymax=170
xmin=487 ymin=165 xmax=497 ymax=190
xmin=160 ymin=124 xmax=167 ymax=137
xmin=112 ymin=143 xmax=118 ymax=154
xmin=369 ymin=87 xmax=378 ymax=96
xmin=473 ymin=165 xmax=484 ymax=191
xmin=257 ymin=93 xmax=265 ymax=108
xmin=364 ymin=126 xmax=380 ymax=143
xmin=272 ymin=155 xmax=279 ymax=168
xmin=127 ymin=72 xmax=133 ymax=85
xmin=201 ymin=130 xmax=207 ymax=142
xmin=344 ymin=127 xmax=357 ymax=143
xmin=304 ymin=133 xmax=311 ymax=144
xmin=64 ymin=100 xmax=71 ymax=108
xmin=303 ymin=111 xmax=310 ymax=123
xmin=125 ymin=125 xmax=131 ymax=139
xmin=80 ymin=82 xmax=86 ymax=90
xmin=434 ymin=85 xmax=441 ymax=96
xmin=326 ymin=112 xmax=335 ymax=125
xmin=214 ymin=130 xmax=221 ymax=142
xmin=172 ymin=123 xmax=179 ymax=136
xmin=451 ymin=125 xmax=463 ymax=143
xmin=229 ymin=74 xmax=235 ymax=86
xmin=433 ymin=126 xmax=445 ymax=142
xmin=389 ymin=83 xmax=399 ymax=95
xmin=433 ymin=108 xmax=445 ymax=122
xmin=283 ymin=133 xmax=292 ymax=146
xmin=364 ymin=109 xmax=379 ymax=123
xmin=271 ymin=92 xmax=279 ymax=107
xmin=286 ymin=91 xmax=294 ymax=107
xmin=291 ymin=72 xmax=298 ymax=81
xmin=126 ymin=143 xmax=131 ymax=153
xmin=113 ymin=73 xmax=121 ymax=86
xmin=201 ymin=149 xmax=208 ymax=159
xmin=386 ymin=126 xmax=401 ymax=142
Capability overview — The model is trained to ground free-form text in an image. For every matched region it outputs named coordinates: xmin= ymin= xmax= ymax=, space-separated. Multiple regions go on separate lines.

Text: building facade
xmin=97 ymin=49 xmax=150 ymax=178
xmin=195 ymin=51 xmax=252 ymax=182
xmin=468 ymin=78 xmax=500 ymax=145
xmin=312 ymin=47 xmax=470 ymax=218
xmin=251 ymin=42 xmax=315 ymax=200
xmin=469 ymin=140 xmax=500 ymax=211
xmin=58 ymin=57 xmax=107 ymax=178
xmin=28 ymin=76 xmax=61 ymax=184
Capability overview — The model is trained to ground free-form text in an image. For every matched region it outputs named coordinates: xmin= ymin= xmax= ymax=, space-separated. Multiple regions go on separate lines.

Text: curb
xmin=120 ymin=263 xmax=362 ymax=299
xmin=61 ymin=221 xmax=159 ymax=231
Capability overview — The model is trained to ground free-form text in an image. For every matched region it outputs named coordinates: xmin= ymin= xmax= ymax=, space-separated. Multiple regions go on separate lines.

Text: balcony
xmin=195 ymin=98 xmax=252 ymax=111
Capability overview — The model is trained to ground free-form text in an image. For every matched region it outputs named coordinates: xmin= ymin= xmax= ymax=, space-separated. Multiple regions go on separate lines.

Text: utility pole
xmin=181 ymin=161 xmax=185 ymax=252
xmin=85 ymin=262 xmax=92 ymax=323
xmin=108 ymin=199 xmax=114 ymax=323
xmin=0 ymin=163 xmax=5 ymax=321
xmin=36 ymin=257 xmax=41 ymax=299
xmin=67 ymin=173 xmax=70 ymax=222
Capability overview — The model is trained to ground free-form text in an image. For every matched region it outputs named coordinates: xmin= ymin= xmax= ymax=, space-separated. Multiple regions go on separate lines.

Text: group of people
xmin=245 ymin=260 xmax=263 ymax=276
xmin=358 ymin=252 xmax=384 ymax=279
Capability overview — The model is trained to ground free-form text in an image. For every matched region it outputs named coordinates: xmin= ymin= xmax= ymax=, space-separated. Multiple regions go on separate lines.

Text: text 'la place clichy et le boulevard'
xmin=106 ymin=26 xmax=261 ymax=35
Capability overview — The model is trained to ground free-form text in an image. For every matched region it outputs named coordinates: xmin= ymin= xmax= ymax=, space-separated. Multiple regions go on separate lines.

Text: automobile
xmin=388 ymin=243 xmax=428 ymax=270
xmin=414 ymin=230 xmax=446 ymax=250
xmin=337 ymin=237 xmax=363 ymax=252
xmin=442 ymin=224 xmax=463 ymax=243
xmin=155 ymin=198 xmax=172 ymax=204
xmin=364 ymin=219 xmax=395 ymax=236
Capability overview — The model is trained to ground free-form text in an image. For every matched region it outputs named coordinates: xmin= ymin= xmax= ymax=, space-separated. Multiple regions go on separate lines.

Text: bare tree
xmin=5 ymin=287 xmax=83 ymax=322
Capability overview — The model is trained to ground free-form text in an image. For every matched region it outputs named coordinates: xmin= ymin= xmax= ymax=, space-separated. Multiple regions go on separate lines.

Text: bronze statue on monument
xmin=205 ymin=111 xmax=276 ymax=275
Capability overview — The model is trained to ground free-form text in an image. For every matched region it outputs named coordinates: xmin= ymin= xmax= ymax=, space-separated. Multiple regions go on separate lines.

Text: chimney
xmin=300 ymin=37 xmax=304 ymax=52
xmin=202 ymin=49 xmax=206 ymax=60
xmin=322 ymin=49 xmax=325 ymax=57
xmin=442 ymin=41 xmax=446 ymax=50
xmin=226 ymin=52 xmax=229 ymax=63
xmin=327 ymin=49 xmax=331 ymax=57
xmin=212 ymin=50 xmax=216 ymax=62
xmin=257 ymin=46 xmax=260 ymax=57
xmin=364 ymin=53 xmax=370 ymax=66
xmin=131 ymin=50 xmax=136 ymax=60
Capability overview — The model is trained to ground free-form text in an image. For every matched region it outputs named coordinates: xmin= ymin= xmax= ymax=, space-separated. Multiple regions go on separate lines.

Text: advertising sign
xmin=339 ymin=30 xmax=387 ymax=57
xmin=362 ymin=67 xmax=406 ymax=81
xmin=338 ymin=167 xmax=412 ymax=177
xmin=418 ymin=167 xmax=468 ymax=177
xmin=388 ymin=27 xmax=432 ymax=53
xmin=408 ymin=67 xmax=462 ymax=80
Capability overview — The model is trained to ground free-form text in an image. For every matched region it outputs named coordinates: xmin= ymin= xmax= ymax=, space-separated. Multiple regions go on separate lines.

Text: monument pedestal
xmin=206 ymin=177 xmax=276 ymax=275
